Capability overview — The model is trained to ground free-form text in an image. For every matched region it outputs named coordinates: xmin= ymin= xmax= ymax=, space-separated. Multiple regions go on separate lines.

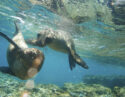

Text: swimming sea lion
xmin=0 ymin=22 xmax=44 ymax=80
xmin=26 ymin=28 xmax=88 ymax=70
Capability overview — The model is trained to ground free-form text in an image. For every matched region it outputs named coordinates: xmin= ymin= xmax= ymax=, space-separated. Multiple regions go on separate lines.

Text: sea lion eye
xmin=45 ymin=38 xmax=52 ymax=44
xmin=37 ymin=33 xmax=41 ymax=39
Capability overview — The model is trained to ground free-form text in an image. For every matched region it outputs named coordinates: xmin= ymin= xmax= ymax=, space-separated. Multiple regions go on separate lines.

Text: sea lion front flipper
xmin=0 ymin=32 xmax=20 ymax=49
xmin=25 ymin=39 xmax=40 ymax=46
xmin=69 ymin=53 xmax=76 ymax=70
xmin=0 ymin=66 xmax=14 ymax=75
xmin=0 ymin=21 xmax=24 ymax=49
xmin=26 ymin=37 xmax=51 ymax=47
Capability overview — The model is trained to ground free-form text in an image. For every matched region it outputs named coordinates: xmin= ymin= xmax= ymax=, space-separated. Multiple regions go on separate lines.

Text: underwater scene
xmin=0 ymin=0 xmax=125 ymax=97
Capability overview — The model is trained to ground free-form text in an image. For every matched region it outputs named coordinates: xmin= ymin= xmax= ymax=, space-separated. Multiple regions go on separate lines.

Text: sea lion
xmin=0 ymin=22 xmax=44 ymax=80
xmin=26 ymin=28 xmax=88 ymax=70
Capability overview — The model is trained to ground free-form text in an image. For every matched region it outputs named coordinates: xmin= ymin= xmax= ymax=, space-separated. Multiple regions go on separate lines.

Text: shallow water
xmin=0 ymin=0 xmax=125 ymax=97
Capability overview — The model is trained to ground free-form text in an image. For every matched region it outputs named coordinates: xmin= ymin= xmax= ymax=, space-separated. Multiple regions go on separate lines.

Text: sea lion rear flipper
xmin=73 ymin=53 xmax=88 ymax=69
xmin=68 ymin=44 xmax=89 ymax=69
xmin=0 ymin=66 xmax=14 ymax=75
xmin=69 ymin=53 xmax=76 ymax=70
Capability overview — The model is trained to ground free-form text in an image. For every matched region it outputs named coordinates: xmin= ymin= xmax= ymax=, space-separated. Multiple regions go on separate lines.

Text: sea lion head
xmin=26 ymin=28 xmax=53 ymax=47
xmin=36 ymin=28 xmax=53 ymax=47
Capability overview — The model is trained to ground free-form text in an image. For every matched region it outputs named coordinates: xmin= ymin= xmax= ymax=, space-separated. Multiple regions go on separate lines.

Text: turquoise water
xmin=0 ymin=0 xmax=125 ymax=96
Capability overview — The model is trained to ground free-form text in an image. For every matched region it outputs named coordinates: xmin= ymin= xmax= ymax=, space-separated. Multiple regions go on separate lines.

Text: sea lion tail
xmin=0 ymin=32 xmax=20 ymax=49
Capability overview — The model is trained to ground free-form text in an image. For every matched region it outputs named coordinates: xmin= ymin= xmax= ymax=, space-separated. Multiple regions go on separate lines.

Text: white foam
xmin=10 ymin=16 xmax=25 ymax=24
xmin=112 ymin=0 xmax=125 ymax=5
xmin=0 ymin=12 xmax=8 ymax=16
xmin=0 ymin=5 xmax=12 ymax=11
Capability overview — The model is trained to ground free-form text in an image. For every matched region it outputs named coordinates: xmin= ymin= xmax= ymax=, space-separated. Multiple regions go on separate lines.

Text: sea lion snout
xmin=26 ymin=48 xmax=44 ymax=79
xmin=32 ymin=57 xmax=42 ymax=67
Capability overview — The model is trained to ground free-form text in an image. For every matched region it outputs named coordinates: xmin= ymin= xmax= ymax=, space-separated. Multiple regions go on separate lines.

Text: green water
xmin=0 ymin=0 xmax=125 ymax=97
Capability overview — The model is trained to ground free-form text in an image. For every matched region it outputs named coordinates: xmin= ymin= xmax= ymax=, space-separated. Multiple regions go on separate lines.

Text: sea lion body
xmin=48 ymin=39 xmax=69 ymax=53
xmin=26 ymin=28 xmax=88 ymax=70
xmin=0 ymin=23 xmax=44 ymax=80
xmin=42 ymin=29 xmax=72 ymax=53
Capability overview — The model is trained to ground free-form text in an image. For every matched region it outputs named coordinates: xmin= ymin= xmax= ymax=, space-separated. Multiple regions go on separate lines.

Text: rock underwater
xmin=0 ymin=71 xmax=125 ymax=97
xmin=29 ymin=0 xmax=113 ymax=24
xmin=83 ymin=75 xmax=125 ymax=89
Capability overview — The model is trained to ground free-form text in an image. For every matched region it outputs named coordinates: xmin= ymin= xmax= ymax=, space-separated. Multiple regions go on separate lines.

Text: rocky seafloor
xmin=0 ymin=72 xmax=125 ymax=97
xmin=83 ymin=75 xmax=125 ymax=89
